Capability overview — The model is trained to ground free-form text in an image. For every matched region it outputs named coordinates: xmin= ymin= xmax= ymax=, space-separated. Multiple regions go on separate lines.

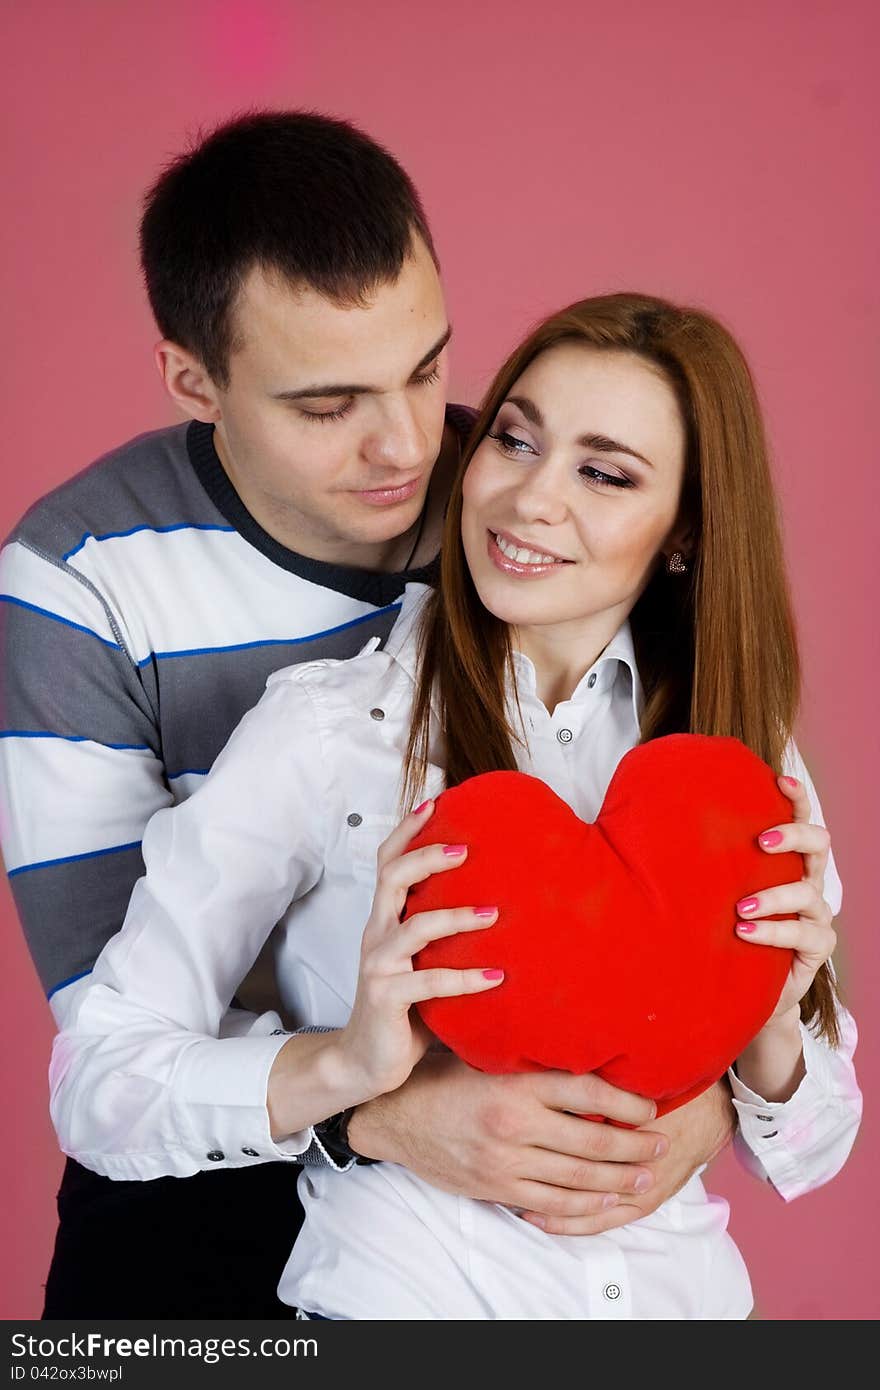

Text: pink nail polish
xmin=443 ymin=844 xmax=467 ymax=856
xmin=737 ymin=897 xmax=759 ymax=914
xmin=759 ymin=830 xmax=784 ymax=848
xmin=413 ymin=799 xmax=432 ymax=815
xmin=482 ymin=968 xmax=504 ymax=980
xmin=474 ymin=907 xmax=498 ymax=918
xmin=736 ymin=921 xmax=757 ymax=934
xmin=782 ymin=775 xmax=799 ymax=787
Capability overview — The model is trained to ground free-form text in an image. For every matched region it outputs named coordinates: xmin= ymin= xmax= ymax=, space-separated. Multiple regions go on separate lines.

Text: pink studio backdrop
xmin=2 ymin=0 xmax=877 ymax=1321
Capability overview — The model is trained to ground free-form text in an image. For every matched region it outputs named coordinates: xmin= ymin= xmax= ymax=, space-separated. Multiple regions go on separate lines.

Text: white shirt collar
xmin=382 ymin=582 xmax=644 ymax=728
xmin=513 ymin=618 xmax=644 ymax=726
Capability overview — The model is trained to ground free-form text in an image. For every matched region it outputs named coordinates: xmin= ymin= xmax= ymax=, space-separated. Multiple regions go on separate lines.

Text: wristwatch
xmin=312 ymin=1107 xmax=378 ymax=1167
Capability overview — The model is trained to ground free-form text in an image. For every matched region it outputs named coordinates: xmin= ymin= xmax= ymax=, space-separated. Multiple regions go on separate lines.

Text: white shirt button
xmin=556 ymin=727 xmax=573 ymax=744
xmin=603 ymin=1282 xmax=622 ymax=1301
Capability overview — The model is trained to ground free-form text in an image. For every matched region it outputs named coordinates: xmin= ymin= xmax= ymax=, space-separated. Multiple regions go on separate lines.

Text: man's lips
xmin=353 ymin=475 xmax=423 ymax=505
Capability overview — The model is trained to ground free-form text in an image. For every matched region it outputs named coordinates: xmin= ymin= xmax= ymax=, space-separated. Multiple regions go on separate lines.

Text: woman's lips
xmin=355 ymin=475 xmax=422 ymax=506
xmin=486 ymin=529 xmax=573 ymax=577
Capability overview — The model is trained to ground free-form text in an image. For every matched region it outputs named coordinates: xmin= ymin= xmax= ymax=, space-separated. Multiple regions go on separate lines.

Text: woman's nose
xmin=511 ymin=460 xmax=568 ymax=526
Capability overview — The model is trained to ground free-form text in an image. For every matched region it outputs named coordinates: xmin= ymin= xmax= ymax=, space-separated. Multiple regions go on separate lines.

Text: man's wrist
xmin=313 ymin=1105 xmax=379 ymax=1167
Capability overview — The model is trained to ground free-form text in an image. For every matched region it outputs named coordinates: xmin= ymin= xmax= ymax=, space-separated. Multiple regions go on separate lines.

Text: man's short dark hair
xmin=139 ymin=109 xmax=438 ymax=386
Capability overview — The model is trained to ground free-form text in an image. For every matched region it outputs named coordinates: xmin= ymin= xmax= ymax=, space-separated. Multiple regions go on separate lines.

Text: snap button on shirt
xmin=346 ymin=813 xmax=363 ymax=827
xmin=242 ymin=1147 xmax=259 ymax=1157
xmin=588 ymin=672 xmax=597 ymax=688
xmin=556 ymin=727 xmax=573 ymax=744
xmin=370 ymin=708 xmax=385 ymax=721
xmin=206 ymin=1150 xmax=225 ymax=1162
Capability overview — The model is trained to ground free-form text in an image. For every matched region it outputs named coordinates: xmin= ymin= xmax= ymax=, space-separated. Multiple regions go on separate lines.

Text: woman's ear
xmin=663 ymin=519 xmax=696 ymax=565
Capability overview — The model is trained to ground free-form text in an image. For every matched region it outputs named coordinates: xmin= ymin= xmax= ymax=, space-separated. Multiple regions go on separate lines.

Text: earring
xmin=666 ymin=551 xmax=688 ymax=574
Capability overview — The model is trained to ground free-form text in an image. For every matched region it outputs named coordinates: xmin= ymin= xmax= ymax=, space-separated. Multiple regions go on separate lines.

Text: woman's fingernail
xmin=634 ymin=1173 xmax=652 ymax=1194
xmin=602 ymin=1193 xmax=619 ymax=1210
xmin=443 ymin=844 xmax=467 ymax=857
xmin=736 ymin=920 xmax=757 ymax=934
xmin=782 ymin=776 xmax=799 ymax=787
xmin=413 ymin=799 xmax=433 ymax=815
xmin=737 ymin=897 xmax=759 ymax=914
xmin=653 ymin=1137 xmax=669 ymax=1157
xmin=524 ymin=1214 xmax=547 ymax=1229
xmin=759 ymin=830 xmax=784 ymax=848
xmin=474 ymin=906 xmax=498 ymax=918
xmin=482 ymin=968 xmax=504 ymax=980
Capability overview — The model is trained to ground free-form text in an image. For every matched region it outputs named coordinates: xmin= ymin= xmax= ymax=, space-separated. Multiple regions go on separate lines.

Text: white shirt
xmin=50 ymin=583 xmax=861 ymax=1319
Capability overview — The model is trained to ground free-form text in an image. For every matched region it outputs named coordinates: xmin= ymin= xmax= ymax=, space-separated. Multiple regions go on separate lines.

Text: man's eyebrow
xmin=504 ymin=394 xmax=654 ymax=468
xmin=271 ymin=326 xmax=453 ymax=402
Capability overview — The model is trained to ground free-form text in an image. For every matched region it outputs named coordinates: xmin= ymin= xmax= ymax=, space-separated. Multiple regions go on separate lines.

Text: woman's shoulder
xmin=263 ymin=635 xmax=403 ymax=713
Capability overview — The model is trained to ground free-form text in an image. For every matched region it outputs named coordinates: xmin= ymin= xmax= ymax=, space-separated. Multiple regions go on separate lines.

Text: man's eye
xmin=413 ymin=362 xmax=441 ymax=386
xmin=298 ymin=400 xmax=354 ymax=423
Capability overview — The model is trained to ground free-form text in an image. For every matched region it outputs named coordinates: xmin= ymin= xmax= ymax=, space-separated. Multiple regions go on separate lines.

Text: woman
xmin=52 ymin=294 xmax=860 ymax=1319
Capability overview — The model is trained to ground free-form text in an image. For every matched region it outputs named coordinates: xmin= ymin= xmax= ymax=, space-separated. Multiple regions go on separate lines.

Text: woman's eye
xmin=580 ymin=465 xmax=634 ymax=489
xmin=488 ymin=429 xmax=535 ymax=455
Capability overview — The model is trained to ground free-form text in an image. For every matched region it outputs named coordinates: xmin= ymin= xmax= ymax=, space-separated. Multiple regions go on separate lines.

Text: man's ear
xmin=154 ymin=341 xmax=222 ymax=423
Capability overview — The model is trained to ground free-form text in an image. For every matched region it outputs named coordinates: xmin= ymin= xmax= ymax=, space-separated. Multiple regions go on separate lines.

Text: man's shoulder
xmin=5 ymin=421 xmax=223 ymax=564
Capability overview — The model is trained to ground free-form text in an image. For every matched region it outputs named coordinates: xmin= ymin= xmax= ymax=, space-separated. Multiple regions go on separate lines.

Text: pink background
xmin=2 ymin=0 xmax=877 ymax=1320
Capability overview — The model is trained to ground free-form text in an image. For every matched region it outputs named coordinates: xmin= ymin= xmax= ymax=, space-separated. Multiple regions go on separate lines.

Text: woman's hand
xmin=734 ymin=773 xmax=837 ymax=1024
xmin=337 ymin=799 xmax=504 ymax=1103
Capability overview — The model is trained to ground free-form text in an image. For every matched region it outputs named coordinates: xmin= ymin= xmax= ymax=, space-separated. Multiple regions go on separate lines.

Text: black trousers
xmin=42 ymin=1157 xmax=305 ymax=1319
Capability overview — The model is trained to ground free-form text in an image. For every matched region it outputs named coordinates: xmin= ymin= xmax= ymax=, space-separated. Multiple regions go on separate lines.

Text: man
xmin=0 ymin=111 xmax=733 ymax=1317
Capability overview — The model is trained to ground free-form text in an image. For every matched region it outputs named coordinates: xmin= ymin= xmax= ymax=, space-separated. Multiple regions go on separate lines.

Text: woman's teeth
xmin=493 ymin=532 xmax=563 ymax=565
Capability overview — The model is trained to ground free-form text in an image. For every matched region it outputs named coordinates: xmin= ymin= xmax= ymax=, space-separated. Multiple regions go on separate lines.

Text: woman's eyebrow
xmin=504 ymin=395 xmax=654 ymax=468
xmin=272 ymin=326 xmax=453 ymax=402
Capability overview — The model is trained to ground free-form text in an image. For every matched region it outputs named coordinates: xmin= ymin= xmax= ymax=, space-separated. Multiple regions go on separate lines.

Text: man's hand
xmin=347 ymin=1051 xmax=676 ymax=1236
xmin=596 ymin=1080 xmax=736 ymax=1230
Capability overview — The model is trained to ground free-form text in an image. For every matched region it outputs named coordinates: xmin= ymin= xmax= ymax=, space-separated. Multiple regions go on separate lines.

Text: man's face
xmin=213 ymin=234 xmax=450 ymax=566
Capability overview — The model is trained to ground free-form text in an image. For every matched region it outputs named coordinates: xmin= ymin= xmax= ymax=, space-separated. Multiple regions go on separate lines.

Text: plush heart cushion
xmin=404 ymin=734 xmax=799 ymax=1116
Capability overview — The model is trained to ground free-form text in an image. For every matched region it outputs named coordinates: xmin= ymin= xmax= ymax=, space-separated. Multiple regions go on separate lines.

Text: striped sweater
xmin=1 ymin=407 xmax=473 ymax=1016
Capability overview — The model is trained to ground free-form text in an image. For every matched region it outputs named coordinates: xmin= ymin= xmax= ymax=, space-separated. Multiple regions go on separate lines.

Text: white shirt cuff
xmin=728 ymin=1020 xmax=832 ymax=1196
xmin=171 ymin=1031 xmax=313 ymax=1168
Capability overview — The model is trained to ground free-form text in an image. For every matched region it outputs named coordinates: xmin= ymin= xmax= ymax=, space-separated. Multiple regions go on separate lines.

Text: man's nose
xmin=364 ymin=398 xmax=427 ymax=471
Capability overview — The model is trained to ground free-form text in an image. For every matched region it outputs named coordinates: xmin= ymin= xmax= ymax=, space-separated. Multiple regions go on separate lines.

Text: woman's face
xmin=461 ymin=343 xmax=689 ymax=648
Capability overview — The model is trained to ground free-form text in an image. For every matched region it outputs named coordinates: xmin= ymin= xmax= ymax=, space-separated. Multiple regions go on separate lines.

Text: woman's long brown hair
xmin=402 ymin=292 xmax=839 ymax=1044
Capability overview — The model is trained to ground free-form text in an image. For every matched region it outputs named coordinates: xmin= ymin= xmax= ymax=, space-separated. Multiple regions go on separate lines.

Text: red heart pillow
xmin=405 ymin=734 xmax=799 ymax=1116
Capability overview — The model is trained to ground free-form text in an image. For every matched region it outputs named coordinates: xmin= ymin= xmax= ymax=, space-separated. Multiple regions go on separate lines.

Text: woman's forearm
xmin=733 ymin=1006 xmax=805 ymax=1102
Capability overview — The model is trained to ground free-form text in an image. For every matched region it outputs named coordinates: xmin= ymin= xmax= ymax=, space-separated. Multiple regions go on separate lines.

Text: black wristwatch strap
xmin=313 ymin=1107 xmax=379 ymax=1167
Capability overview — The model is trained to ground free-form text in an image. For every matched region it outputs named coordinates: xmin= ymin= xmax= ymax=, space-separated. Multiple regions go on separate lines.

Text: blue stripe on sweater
xmin=8 ymin=840 xmax=143 ymax=879
xmin=136 ymin=601 xmax=402 ymax=668
xmin=0 ymin=731 xmax=150 ymax=750
xmin=0 ymin=595 xmax=121 ymax=649
xmin=47 ymin=968 xmax=93 ymax=1000
xmin=63 ymin=522 xmax=237 ymax=563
